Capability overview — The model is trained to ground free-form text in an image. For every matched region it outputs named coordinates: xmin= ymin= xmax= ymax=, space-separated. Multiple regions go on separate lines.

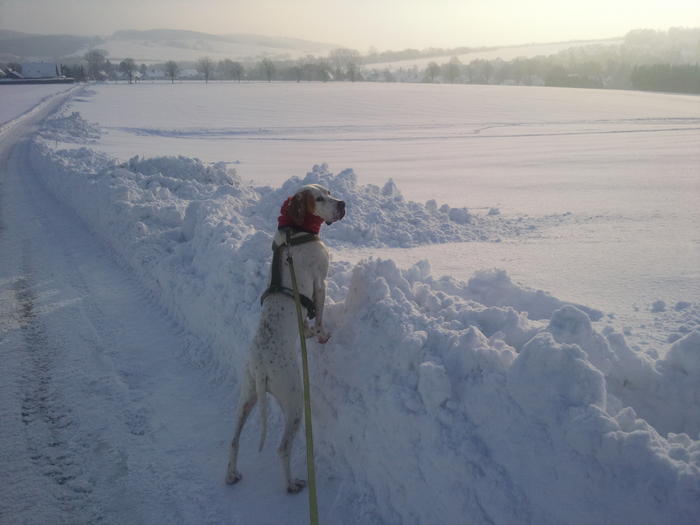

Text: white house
xmin=20 ymin=62 xmax=62 ymax=78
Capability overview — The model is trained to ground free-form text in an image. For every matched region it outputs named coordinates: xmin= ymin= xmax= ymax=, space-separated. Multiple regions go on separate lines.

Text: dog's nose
xmin=338 ymin=200 xmax=346 ymax=218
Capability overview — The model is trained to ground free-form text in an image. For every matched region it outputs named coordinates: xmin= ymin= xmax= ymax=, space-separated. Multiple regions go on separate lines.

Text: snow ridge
xmin=28 ymin=117 xmax=700 ymax=524
xmin=253 ymin=163 xmax=574 ymax=247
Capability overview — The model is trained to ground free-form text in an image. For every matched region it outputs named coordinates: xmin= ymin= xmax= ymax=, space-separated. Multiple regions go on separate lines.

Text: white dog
xmin=226 ymin=184 xmax=345 ymax=493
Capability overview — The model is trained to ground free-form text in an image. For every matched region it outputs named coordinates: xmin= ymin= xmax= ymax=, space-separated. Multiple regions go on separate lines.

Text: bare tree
xmin=291 ymin=64 xmax=303 ymax=82
xmin=104 ymin=59 xmax=116 ymax=80
xmin=231 ymin=61 xmax=244 ymax=82
xmin=139 ymin=63 xmax=147 ymax=82
xmin=261 ymin=58 xmax=275 ymax=82
xmin=468 ymin=59 xmax=493 ymax=84
xmin=218 ymin=59 xmax=244 ymax=81
xmin=346 ymin=60 xmax=360 ymax=82
xmin=164 ymin=60 xmax=179 ymax=84
xmin=84 ymin=48 xmax=109 ymax=80
xmin=441 ymin=57 xmax=462 ymax=83
xmin=329 ymin=48 xmax=361 ymax=81
xmin=119 ymin=58 xmax=137 ymax=84
xmin=300 ymin=55 xmax=315 ymax=81
xmin=315 ymin=59 xmax=332 ymax=82
xmin=218 ymin=59 xmax=234 ymax=80
xmin=197 ymin=56 xmax=215 ymax=83
xmin=424 ymin=62 xmax=440 ymax=83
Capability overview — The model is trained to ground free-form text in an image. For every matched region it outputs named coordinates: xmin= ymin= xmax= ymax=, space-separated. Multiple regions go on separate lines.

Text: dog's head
xmin=283 ymin=184 xmax=345 ymax=231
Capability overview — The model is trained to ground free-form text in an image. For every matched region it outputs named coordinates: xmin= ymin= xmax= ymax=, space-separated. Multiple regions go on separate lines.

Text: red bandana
xmin=277 ymin=196 xmax=324 ymax=234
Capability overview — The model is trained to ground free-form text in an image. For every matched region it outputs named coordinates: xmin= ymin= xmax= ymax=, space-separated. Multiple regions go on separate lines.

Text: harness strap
xmin=260 ymin=228 xmax=319 ymax=319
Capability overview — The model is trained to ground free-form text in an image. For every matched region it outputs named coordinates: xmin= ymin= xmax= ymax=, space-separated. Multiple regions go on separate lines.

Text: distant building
xmin=179 ymin=68 xmax=199 ymax=79
xmin=5 ymin=68 xmax=24 ymax=79
xmin=21 ymin=62 xmax=62 ymax=78
xmin=147 ymin=67 xmax=165 ymax=79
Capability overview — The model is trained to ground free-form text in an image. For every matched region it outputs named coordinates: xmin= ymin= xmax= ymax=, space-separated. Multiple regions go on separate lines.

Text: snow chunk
xmin=448 ymin=207 xmax=471 ymax=224
xmin=464 ymin=269 xmax=603 ymax=321
xmin=381 ymin=178 xmax=402 ymax=199
xmin=126 ymin=155 xmax=239 ymax=187
xmin=40 ymin=111 xmax=100 ymax=143
xmin=651 ymin=299 xmax=667 ymax=313
xmin=547 ymin=305 xmax=615 ymax=374
xmin=665 ymin=330 xmax=700 ymax=375
xmin=417 ymin=361 xmax=451 ymax=411
xmin=508 ymin=332 xmax=606 ymax=418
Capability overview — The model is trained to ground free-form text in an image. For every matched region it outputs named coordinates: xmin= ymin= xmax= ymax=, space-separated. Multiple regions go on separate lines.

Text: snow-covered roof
xmin=20 ymin=62 xmax=60 ymax=78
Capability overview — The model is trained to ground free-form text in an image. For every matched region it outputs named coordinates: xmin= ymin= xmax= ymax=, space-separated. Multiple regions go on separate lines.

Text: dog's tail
xmin=256 ymin=373 xmax=268 ymax=452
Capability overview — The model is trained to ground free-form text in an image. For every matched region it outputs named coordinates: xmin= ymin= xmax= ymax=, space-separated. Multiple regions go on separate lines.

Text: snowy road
xmin=0 ymin=94 xmax=310 ymax=524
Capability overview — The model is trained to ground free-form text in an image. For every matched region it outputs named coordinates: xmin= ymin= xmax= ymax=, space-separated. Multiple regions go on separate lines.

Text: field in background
xmin=62 ymin=81 xmax=700 ymax=335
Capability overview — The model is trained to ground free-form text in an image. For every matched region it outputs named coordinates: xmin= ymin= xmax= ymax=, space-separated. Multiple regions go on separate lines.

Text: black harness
xmin=260 ymin=227 xmax=319 ymax=319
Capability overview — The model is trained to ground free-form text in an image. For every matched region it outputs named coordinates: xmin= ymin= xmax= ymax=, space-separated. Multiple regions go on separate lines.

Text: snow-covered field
xmin=68 ymin=82 xmax=700 ymax=338
xmin=2 ymin=83 xmax=699 ymax=524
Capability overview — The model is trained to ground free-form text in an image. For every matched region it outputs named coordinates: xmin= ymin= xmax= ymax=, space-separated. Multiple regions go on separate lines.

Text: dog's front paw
xmin=225 ymin=470 xmax=242 ymax=485
xmin=316 ymin=331 xmax=331 ymax=344
xmin=287 ymin=478 xmax=306 ymax=494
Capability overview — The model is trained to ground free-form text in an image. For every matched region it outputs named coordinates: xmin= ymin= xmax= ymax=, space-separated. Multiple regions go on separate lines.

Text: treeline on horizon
xmin=9 ymin=27 xmax=698 ymax=94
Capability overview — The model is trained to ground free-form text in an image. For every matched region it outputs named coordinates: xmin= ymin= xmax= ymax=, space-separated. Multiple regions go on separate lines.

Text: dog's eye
xmin=316 ymin=196 xmax=324 ymax=202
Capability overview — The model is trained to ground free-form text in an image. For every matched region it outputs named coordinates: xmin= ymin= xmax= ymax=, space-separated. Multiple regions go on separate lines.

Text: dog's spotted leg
xmin=278 ymin=409 xmax=304 ymax=493
xmin=226 ymin=372 xmax=257 ymax=485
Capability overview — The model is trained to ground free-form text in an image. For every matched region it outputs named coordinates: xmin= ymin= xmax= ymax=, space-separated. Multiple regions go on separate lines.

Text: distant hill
xmin=367 ymin=39 xmax=624 ymax=71
xmin=0 ymin=29 xmax=34 ymax=40
xmin=0 ymin=28 xmax=339 ymax=64
xmin=0 ymin=30 xmax=103 ymax=61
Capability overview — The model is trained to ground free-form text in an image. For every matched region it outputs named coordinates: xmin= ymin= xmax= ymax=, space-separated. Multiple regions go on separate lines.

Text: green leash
xmin=286 ymin=249 xmax=320 ymax=525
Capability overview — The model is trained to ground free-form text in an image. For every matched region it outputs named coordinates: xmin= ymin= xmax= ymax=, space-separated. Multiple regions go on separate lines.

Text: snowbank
xmin=252 ymin=164 xmax=553 ymax=247
xmin=29 ymin=116 xmax=700 ymax=524
xmin=248 ymin=162 xmax=577 ymax=248
xmin=39 ymin=111 xmax=101 ymax=144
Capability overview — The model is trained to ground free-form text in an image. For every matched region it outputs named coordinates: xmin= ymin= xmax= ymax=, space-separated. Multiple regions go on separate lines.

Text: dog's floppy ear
xmin=304 ymin=191 xmax=316 ymax=216
xmin=288 ymin=191 xmax=310 ymax=226
xmin=288 ymin=190 xmax=316 ymax=226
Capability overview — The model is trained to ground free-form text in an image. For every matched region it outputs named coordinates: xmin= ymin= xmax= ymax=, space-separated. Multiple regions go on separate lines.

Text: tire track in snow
xmin=8 ymin=124 xmax=292 ymax=522
xmin=11 ymin=135 xmax=216 ymax=523
xmin=111 ymin=116 xmax=700 ymax=143
xmin=1 ymin=95 xmax=108 ymax=523
xmin=6 ymin=134 xmax=109 ymax=523
xmin=14 ymin=242 xmax=104 ymax=524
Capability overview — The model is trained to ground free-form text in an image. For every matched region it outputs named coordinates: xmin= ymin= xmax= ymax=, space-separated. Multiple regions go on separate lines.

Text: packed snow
xmin=7 ymin=82 xmax=696 ymax=524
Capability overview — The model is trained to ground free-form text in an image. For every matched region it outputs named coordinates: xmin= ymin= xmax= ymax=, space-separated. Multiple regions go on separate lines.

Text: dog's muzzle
xmin=326 ymin=200 xmax=346 ymax=225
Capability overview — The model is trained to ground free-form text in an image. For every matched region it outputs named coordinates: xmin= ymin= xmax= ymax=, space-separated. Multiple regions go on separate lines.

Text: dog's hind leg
xmin=276 ymin=393 xmax=305 ymax=493
xmin=225 ymin=368 xmax=257 ymax=485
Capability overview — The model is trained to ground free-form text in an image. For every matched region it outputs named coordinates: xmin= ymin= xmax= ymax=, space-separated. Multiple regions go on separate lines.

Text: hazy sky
xmin=1 ymin=0 xmax=699 ymax=50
